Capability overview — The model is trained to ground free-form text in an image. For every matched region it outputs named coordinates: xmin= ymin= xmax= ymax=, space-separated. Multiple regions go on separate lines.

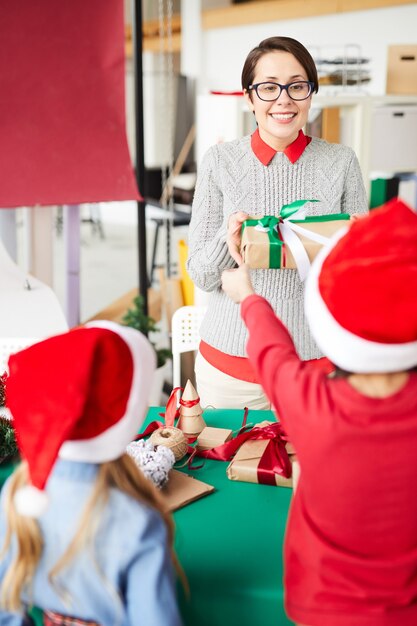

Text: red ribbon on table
xmin=180 ymin=396 xmax=201 ymax=409
xmin=133 ymin=420 xmax=164 ymax=441
xmin=135 ymin=399 xmax=291 ymax=485
xmin=162 ymin=386 xmax=202 ymax=427
xmin=162 ymin=386 xmax=181 ymax=427
xmin=194 ymin=421 xmax=292 ymax=484
xmin=134 ymin=386 xmax=202 ymax=445
xmin=132 ymin=387 xmax=182 ymax=442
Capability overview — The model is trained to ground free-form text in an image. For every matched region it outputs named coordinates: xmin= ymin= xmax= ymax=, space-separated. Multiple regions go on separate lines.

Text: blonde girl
xmin=0 ymin=322 xmax=183 ymax=626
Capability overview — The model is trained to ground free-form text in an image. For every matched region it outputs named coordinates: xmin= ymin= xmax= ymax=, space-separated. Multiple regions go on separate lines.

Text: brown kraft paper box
xmin=197 ymin=426 xmax=233 ymax=451
xmin=161 ymin=469 xmax=215 ymax=511
xmin=226 ymin=421 xmax=294 ymax=488
xmin=241 ymin=216 xmax=349 ymax=270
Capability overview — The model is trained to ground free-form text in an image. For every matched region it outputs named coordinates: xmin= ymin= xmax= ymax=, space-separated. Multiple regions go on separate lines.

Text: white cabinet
xmin=370 ymin=105 xmax=417 ymax=173
xmin=313 ymin=95 xmax=417 ymax=187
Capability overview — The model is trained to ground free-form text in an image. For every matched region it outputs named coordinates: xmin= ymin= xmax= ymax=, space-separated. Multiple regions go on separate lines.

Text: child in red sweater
xmin=221 ymin=199 xmax=417 ymax=626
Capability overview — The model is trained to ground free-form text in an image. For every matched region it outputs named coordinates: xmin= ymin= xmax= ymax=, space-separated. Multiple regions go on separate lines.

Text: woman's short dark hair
xmin=241 ymin=36 xmax=319 ymax=95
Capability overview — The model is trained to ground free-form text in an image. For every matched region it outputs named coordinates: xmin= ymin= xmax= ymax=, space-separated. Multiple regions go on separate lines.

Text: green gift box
xmin=241 ymin=200 xmax=350 ymax=276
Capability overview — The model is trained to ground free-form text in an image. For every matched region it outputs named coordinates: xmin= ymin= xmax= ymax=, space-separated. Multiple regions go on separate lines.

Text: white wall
xmin=200 ymin=5 xmax=417 ymax=95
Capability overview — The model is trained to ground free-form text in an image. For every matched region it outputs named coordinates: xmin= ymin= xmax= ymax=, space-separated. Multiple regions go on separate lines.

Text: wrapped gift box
xmin=285 ymin=441 xmax=296 ymax=456
xmin=241 ymin=213 xmax=350 ymax=270
xmin=197 ymin=426 xmax=233 ymax=451
xmin=227 ymin=439 xmax=293 ymax=488
xmin=226 ymin=421 xmax=293 ymax=488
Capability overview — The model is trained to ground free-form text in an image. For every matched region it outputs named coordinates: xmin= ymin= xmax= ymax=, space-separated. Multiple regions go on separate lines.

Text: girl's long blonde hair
xmin=0 ymin=454 xmax=185 ymax=611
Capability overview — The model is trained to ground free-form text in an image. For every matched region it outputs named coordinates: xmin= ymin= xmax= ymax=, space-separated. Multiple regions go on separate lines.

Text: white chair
xmin=0 ymin=338 xmax=39 ymax=374
xmin=171 ymin=306 xmax=207 ymax=388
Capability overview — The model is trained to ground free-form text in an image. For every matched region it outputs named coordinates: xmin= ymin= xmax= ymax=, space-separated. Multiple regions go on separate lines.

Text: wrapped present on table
xmin=226 ymin=421 xmax=294 ymax=488
xmin=197 ymin=426 xmax=233 ymax=451
xmin=241 ymin=199 xmax=350 ymax=280
xmin=194 ymin=418 xmax=295 ymax=488
xmin=285 ymin=441 xmax=296 ymax=456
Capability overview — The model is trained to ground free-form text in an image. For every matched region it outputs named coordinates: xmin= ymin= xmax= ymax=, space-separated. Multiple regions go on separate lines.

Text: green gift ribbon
xmin=280 ymin=198 xmax=319 ymax=220
xmin=291 ymin=215 xmax=350 ymax=224
xmin=242 ymin=214 xmax=282 ymax=268
xmin=241 ymin=200 xmax=350 ymax=268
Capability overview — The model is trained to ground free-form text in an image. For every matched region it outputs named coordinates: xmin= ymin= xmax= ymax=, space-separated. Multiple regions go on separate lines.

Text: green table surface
xmin=0 ymin=459 xmax=19 ymax=490
xmin=0 ymin=409 xmax=293 ymax=626
xmin=146 ymin=407 xmax=293 ymax=626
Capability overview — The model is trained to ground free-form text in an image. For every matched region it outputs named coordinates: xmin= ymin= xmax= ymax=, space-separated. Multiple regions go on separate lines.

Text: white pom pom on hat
xmin=305 ymin=199 xmax=417 ymax=373
xmin=7 ymin=321 xmax=156 ymax=518
xmin=14 ymin=485 xmax=49 ymax=518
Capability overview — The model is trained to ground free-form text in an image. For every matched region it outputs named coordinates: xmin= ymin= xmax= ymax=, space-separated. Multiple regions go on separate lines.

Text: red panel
xmin=0 ymin=0 xmax=139 ymax=207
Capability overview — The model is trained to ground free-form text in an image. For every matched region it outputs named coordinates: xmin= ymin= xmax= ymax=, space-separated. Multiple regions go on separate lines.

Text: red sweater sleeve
xmin=241 ymin=294 xmax=300 ymax=387
xmin=241 ymin=294 xmax=330 ymax=447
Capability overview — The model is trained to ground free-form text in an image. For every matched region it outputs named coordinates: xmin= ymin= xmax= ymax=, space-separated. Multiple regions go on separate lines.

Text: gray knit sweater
xmin=187 ymin=135 xmax=368 ymax=360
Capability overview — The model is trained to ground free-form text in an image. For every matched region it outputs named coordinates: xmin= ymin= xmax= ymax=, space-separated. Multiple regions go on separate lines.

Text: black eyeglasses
xmin=247 ymin=81 xmax=314 ymax=102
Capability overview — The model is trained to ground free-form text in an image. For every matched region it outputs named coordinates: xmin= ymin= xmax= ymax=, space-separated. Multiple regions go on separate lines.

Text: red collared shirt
xmin=251 ymin=128 xmax=312 ymax=165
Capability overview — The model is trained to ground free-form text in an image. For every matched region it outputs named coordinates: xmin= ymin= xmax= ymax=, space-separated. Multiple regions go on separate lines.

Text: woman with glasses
xmin=187 ymin=36 xmax=368 ymax=410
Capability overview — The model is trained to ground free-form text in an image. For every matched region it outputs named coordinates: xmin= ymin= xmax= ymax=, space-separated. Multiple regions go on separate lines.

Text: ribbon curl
xmin=134 ymin=386 xmax=201 ymax=449
xmin=133 ymin=387 xmax=184 ymax=442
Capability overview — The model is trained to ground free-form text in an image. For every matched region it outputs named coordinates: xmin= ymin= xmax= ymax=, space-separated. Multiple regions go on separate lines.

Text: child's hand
xmin=227 ymin=211 xmax=249 ymax=265
xmin=221 ymin=264 xmax=255 ymax=303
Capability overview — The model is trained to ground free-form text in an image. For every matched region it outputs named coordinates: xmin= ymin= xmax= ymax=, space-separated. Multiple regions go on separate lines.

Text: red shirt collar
xmin=251 ymin=128 xmax=311 ymax=165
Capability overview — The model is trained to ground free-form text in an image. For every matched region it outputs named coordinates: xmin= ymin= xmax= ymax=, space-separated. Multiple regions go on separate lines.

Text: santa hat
xmin=305 ymin=199 xmax=417 ymax=373
xmin=6 ymin=321 xmax=156 ymax=517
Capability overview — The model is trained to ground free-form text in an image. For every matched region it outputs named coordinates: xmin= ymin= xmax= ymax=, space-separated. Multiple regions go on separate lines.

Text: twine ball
xmin=150 ymin=427 xmax=188 ymax=461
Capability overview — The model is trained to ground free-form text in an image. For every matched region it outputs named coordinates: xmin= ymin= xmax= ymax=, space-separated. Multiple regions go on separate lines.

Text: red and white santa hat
xmin=6 ymin=320 xmax=156 ymax=517
xmin=305 ymin=199 xmax=417 ymax=373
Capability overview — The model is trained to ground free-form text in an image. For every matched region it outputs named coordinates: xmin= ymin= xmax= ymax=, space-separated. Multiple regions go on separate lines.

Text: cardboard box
xmin=285 ymin=441 xmax=296 ymax=456
xmin=227 ymin=438 xmax=293 ymax=488
xmin=241 ymin=214 xmax=350 ymax=270
xmin=197 ymin=426 xmax=233 ymax=451
xmin=387 ymin=45 xmax=417 ymax=95
xmin=226 ymin=421 xmax=293 ymax=488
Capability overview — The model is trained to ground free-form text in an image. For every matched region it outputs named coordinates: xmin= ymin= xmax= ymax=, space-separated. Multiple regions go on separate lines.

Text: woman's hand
xmin=227 ymin=212 xmax=250 ymax=265
xmin=221 ymin=264 xmax=255 ymax=304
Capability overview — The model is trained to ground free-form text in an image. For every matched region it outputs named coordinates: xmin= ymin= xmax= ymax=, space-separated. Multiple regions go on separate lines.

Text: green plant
xmin=0 ymin=417 xmax=18 ymax=463
xmin=122 ymin=295 xmax=171 ymax=369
